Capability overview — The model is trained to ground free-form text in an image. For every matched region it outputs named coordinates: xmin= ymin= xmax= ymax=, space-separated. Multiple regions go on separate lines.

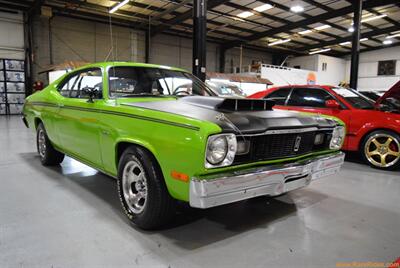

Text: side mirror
xmin=325 ymin=99 xmax=341 ymax=109
xmin=82 ymin=86 xmax=101 ymax=103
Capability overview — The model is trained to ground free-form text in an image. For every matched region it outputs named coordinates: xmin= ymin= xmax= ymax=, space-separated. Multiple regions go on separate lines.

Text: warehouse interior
xmin=0 ymin=0 xmax=400 ymax=267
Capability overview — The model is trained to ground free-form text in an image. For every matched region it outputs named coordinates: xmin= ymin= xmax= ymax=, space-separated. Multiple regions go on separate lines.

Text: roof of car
xmin=71 ymin=61 xmax=188 ymax=73
xmin=271 ymin=84 xmax=333 ymax=89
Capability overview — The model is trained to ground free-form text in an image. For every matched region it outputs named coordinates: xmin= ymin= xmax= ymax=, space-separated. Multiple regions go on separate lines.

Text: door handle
xmin=102 ymin=130 xmax=110 ymax=136
xmin=58 ymin=103 xmax=64 ymax=107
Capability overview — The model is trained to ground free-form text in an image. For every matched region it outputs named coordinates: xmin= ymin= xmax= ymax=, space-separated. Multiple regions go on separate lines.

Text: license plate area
xmin=284 ymin=174 xmax=311 ymax=192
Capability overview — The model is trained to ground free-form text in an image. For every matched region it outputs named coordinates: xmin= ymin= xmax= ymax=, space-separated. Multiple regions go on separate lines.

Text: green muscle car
xmin=23 ymin=62 xmax=345 ymax=229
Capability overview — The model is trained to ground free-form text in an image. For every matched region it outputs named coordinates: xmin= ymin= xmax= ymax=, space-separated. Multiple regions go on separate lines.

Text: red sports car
xmin=248 ymin=81 xmax=400 ymax=170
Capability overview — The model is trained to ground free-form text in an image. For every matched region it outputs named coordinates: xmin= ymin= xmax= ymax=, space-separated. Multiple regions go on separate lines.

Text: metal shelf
xmin=0 ymin=59 xmax=26 ymax=116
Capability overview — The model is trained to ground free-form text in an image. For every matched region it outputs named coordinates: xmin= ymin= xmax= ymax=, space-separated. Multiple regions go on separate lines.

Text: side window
xmin=287 ymin=88 xmax=334 ymax=108
xmin=265 ymin=88 xmax=291 ymax=105
xmin=59 ymin=69 xmax=103 ymax=99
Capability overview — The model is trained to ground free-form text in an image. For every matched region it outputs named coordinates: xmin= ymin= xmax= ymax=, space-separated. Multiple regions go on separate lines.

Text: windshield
xmin=331 ymin=87 xmax=375 ymax=109
xmin=207 ymin=81 xmax=246 ymax=97
xmin=108 ymin=66 xmax=214 ymax=98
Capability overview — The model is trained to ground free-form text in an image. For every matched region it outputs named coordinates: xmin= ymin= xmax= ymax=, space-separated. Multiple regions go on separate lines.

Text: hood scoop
xmin=180 ymin=96 xmax=274 ymax=112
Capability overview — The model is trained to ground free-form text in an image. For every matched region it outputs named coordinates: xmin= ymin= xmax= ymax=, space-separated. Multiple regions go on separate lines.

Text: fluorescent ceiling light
xmin=383 ymin=39 xmax=393 ymax=45
xmin=290 ymin=5 xmax=304 ymax=13
xmin=348 ymin=26 xmax=354 ymax=32
xmin=362 ymin=14 xmax=387 ymax=23
xmin=309 ymin=48 xmax=331 ymax=55
xmin=386 ymin=33 xmax=400 ymax=39
xmin=299 ymin=29 xmax=312 ymax=35
xmin=339 ymin=38 xmax=368 ymax=46
xmin=253 ymin=4 xmax=273 ymax=12
xmin=109 ymin=0 xmax=130 ymax=13
xmin=268 ymin=39 xmax=291 ymax=46
xmin=314 ymin=25 xmax=331 ymax=31
xmin=237 ymin=11 xmax=254 ymax=18
xmin=350 ymin=14 xmax=387 ymax=25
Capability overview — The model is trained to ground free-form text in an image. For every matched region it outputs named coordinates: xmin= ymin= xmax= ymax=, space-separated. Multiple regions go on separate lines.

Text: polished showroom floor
xmin=1 ymin=116 xmax=399 ymax=267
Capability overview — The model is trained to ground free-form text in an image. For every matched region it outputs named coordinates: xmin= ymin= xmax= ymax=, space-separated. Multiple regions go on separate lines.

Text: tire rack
xmin=0 ymin=59 xmax=26 ymax=115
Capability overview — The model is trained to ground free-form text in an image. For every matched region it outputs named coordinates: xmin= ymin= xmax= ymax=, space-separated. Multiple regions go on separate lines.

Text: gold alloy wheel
xmin=364 ymin=133 xmax=400 ymax=168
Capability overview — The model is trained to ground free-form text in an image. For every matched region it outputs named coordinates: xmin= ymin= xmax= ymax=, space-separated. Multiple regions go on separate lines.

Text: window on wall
xmin=378 ymin=60 xmax=396 ymax=76
xmin=322 ymin=62 xmax=327 ymax=71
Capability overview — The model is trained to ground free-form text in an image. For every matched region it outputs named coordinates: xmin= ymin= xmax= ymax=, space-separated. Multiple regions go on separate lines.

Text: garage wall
xmin=149 ymin=33 xmax=219 ymax=72
xmin=344 ymin=46 xmax=400 ymax=91
xmin=223 ymin=48 xmax=273 ymax=73
xmin=32 ymin=16 xmax=146 ymax=83
xmin=32 ymin=15 xmax=273 ymax=83
xmin=286 ymin=54 xmax=346 ymax=85
xmin=0 ymin=11 xmax=24 ymax=60
xmin=286 ymin=55 xmax=318 ymax=71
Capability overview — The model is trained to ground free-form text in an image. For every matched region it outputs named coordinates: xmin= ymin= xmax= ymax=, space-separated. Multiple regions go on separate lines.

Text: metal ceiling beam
xmin=304 ymin=25 xmax=400 ymax=51
xmin=222 ymin=0 xmax=399 ymax=50
xmin=333 ymin=41 xmax=400 ymax=57
xmin=301 ymin=0 xmax=376 ymax=49
xmin=0 ymin=1 xmax=30 ymax=11
xmin=150 ymin=0 xmax=192 ymax=22
xmin=150 ymin=0 xmax=230 ymax=36
xmin=258 ymin=0 xmax=355 ymax=45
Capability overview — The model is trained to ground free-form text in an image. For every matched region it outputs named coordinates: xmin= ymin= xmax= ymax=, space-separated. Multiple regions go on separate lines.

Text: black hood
xmin=122 ymin=96 xmax=338 ymax=133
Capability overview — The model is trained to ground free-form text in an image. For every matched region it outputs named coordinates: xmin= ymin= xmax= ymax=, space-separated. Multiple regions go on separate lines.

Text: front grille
xmin=234 ymin=129 xmax=332 ymax=164
xmin=252 ymin=132 xmax=315 ymax=160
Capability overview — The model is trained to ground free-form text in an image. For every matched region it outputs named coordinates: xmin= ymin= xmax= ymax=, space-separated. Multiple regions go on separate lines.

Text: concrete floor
xmin=1 ymin=116 xmax=399 ymax=268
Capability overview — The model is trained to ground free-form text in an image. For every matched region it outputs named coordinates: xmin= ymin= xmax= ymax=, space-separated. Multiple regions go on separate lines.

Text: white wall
xmin=317 ymin=55 xmax=347 ymax=86
xmin=283 ymin=54 xmax=346 ymax=86
xmin=345 ymin=46 xmax=400 ymax=91
xmin=0 ymin=11 xmax=24 ymax=60
xmin=286 ymin=55 xmax=318 ymax=71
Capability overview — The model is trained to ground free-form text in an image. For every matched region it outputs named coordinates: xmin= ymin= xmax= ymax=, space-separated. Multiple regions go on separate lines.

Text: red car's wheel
xmin=361 ymin=130 xmax=400 ymax=170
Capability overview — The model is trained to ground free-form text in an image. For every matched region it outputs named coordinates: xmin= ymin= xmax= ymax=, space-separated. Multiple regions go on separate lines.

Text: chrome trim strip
xmin=240 ymin=127 xmax=334 ymax=137
xmin=241 ymin=127 xmax=317 ymax=136
xmin=189 ymin=152 xmax=345 ymax=209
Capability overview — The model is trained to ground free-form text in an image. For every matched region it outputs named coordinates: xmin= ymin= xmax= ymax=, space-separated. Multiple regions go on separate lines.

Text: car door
xmin=54 ymin=68 xmax=104 ymax=166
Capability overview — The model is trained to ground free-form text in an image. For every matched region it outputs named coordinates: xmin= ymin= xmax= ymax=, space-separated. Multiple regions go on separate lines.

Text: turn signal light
xmin=171 ymin=170 xmax=189 ymax=182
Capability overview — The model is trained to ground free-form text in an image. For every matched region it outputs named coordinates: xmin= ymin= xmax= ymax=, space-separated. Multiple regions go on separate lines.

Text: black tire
xmin=117 ymin=145 xmax=176 ymax=230
xmin=360 ymin=130 xmax=400 ymax=170
xmin=36 ymin=122 xmax=65 ymax=166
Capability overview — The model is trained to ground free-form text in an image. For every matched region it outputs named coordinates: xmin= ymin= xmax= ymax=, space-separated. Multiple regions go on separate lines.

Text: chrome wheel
xmin=38 ymin=128 xmax=47 ymax=158
xmin=122 ymin=158 xmax=148 ymax=214
xmin=364 ymin=133 xmax=400 ymax=168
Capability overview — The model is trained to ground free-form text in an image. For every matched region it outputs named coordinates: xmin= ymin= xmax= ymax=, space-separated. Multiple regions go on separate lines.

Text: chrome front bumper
xmin=190 ymin=152 xmax=345 ymax=209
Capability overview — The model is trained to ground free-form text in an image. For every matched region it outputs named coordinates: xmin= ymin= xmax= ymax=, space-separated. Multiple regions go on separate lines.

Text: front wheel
xmin=36 ymin=122 xmax=65 ymax=166
xmin=361 ymin=130 xmax=400 ymax=170
xmin=117 ymin=146 xmax=175 ymax=230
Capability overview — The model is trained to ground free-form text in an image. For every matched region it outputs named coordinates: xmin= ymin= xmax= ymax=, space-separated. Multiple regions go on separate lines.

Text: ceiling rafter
xmin=150 ymin=0 xmax=230 ymax=36
xmin=222 ymin=0 xmax=399 ymax=50
xmin=304 ymin=25 xmax=400 ymax=51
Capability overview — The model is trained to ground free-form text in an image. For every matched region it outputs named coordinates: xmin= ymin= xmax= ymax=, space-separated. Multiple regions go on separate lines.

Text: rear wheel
xmin=117 ymin=146 xmax=175 ymax=229
xmin=36 ymin=122 xmax=65 ymax=166
xmin=361 ymin=130 xmax=400 ymax=170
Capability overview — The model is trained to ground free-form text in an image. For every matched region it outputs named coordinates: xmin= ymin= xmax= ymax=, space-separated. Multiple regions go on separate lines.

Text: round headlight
xmin=330 ymin=126 xmax=345 ymax=149
xmin=206 ymin=136 xmax=228 ymax=164
xmin=205 ymin=134 xmax=237 ymax=168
